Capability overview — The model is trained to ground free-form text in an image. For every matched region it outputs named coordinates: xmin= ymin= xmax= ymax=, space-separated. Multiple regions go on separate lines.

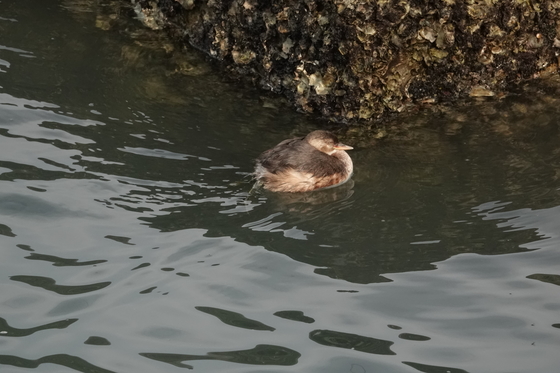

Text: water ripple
xmin=273 ymin=310 xmax=315 ymax=324
xmin=10 ymin=275 xmax=110 ymax=295
xmin=0 ymin=317 xmax=77 ymax=337
xmin=309 ymin=329 xmax=395 ymax=356
xmin=0 ymin=354 xmax=115 ymax=373
xmin=403 ymin=361 xmax=468 ymax=373
xmin=195 ymin=306 xmax=275 ymax=331
xmin=141 ymin=344 xmax=301 ymax=368
xmin=24 ymin=253 xmax=107 ymax=267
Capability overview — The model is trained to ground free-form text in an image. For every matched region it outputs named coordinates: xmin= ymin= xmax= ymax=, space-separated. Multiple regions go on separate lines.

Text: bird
xmin=254 ymin=130 xmax=354 ymax=193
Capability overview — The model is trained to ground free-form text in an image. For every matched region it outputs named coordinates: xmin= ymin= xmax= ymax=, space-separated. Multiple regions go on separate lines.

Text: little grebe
xmin=254 ymin=130 xmax=354 ymax=193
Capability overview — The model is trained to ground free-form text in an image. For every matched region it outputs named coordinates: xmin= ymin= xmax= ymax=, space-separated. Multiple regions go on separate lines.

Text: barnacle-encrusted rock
xmin=131 ymin=0 xmax=560 ymax=123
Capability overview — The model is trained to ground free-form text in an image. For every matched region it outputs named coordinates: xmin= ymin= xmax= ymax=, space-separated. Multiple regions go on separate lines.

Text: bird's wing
xmin=258 ymin=139 xmax=345 ymax=177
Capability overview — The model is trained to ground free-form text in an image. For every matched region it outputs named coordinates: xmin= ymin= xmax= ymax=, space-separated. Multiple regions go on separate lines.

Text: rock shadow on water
xmin=140 ymin=344 xmax=300 ymax=369
xmin=136 ymin=103 xmax=560 ymax=284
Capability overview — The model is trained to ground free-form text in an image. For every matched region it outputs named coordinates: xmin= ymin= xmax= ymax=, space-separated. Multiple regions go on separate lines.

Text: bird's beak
xmin=334 ymin=143 xmax=353 ymax=150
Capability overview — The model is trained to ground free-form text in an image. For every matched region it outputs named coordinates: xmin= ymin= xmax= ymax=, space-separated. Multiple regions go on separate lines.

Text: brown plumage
xmin=254 ymin=130 xmax=354 ymax=193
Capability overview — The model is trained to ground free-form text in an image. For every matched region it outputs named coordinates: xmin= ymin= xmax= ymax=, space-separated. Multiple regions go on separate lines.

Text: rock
xmin=469 ymin=86 xmax=495 ymax=97
xmin=130 ymin=0 xmax=560 ymax=124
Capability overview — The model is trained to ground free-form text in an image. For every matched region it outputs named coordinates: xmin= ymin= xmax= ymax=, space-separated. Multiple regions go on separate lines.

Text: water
xmin=2 ymin=1 xmax=560 ymax=372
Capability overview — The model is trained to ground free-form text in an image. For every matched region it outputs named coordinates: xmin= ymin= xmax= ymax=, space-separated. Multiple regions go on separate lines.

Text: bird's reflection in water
xmin=243 ymin=180 xmax=354 ymax=240
xmin=255 ymin=179 xmax=354 ymax=218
